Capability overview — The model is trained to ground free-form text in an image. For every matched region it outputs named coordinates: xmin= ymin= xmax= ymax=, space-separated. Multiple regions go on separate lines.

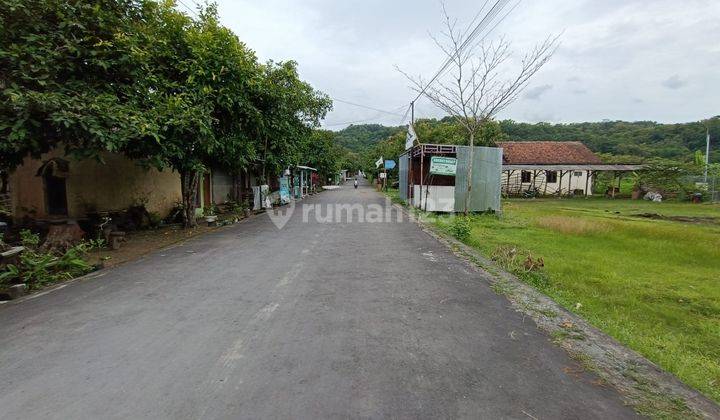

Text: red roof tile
xmin=496 ymin=141 xmax=603 ymax=165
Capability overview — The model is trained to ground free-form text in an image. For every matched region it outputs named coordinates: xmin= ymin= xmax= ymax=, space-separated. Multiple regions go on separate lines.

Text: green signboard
xmin=429 ymin=156 xmax=457 ymax=176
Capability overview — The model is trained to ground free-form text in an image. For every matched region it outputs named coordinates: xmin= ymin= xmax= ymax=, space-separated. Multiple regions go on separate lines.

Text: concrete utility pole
xmin=411 ymin=101 xmax=415 ymax=125
xmin=705 ymin=122 xmax=711 ymax=183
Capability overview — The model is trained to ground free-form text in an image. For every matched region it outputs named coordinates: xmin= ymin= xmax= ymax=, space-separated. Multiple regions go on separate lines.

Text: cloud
xmin=213 ymin=0 xmax=720 ymax=126
xmin=662 ymin=74 xmax=687 ymax=90
xmin=523 ymin=84 xmax=553 ymax=100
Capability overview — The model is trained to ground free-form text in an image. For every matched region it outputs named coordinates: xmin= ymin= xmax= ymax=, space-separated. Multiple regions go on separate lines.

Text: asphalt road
xmin=0 ymin=182 xmax=638 ymax=419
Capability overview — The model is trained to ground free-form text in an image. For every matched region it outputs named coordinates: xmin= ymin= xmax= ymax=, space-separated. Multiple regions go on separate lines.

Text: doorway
xmin=44 ymin=174 xmax=68 ymax=216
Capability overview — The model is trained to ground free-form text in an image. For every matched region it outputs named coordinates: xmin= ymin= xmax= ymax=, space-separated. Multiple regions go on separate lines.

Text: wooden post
xmin=543 ymin=171 xmax=549 ymax=196
xmin=585 ymin=170 xmax=590 ymax=198
xmin=568 ymin=170 xmax=573 ymax=196
xmin=557 ymin=171 xmax=564 ymax=197
xmin=611 ymin=171 xmax=616 ymax=198
xmin=505 ymin=170 xmax=513 ymax=196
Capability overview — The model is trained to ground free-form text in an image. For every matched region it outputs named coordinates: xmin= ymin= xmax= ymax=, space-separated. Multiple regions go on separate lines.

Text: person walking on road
xmin=354 ymin=177 xmax=358 ymax=189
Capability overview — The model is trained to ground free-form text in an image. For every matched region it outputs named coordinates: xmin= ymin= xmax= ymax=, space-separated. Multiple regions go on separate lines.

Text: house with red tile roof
xmin=497 ymin=141 xmax=641 ymax=197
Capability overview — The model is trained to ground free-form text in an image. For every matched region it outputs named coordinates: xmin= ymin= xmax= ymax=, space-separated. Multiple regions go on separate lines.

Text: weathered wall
xmin=211 ymin=170 xmax=233 ymax=205
xmin=501 ymin=170 xmax=592 ymax=196
xmin=10 ymin=149 xmax=181 ymax=220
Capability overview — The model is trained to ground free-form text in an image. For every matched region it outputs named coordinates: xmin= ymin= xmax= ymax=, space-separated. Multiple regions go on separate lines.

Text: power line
xmin=325 ymin=105 xmax=408 ymax=127
xmin=411 ymin=0 xmax=514 ymax=105
xmin=331 ymin=98 xmax=406 ymax=117
xmin=177 ymin=0 xmax=199 ymax=17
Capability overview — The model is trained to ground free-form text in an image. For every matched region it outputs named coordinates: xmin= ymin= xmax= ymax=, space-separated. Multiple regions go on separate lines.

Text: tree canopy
xmin=1 ymin=0 xmax=334 ymax=226
xmin=0 ymin=0 xmax=157 ymax=171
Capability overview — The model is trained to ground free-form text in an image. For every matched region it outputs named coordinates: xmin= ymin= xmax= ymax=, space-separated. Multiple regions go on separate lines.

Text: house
xmin=498 ymin=141 xmax=642 ymax=197
xmin=7 ymin=148 xmax=260 ymax=223
xmin=9 ymin=148 xmax=182 ymax=222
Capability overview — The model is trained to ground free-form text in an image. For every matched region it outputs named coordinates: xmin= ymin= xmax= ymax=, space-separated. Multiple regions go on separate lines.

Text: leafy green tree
xmin=254 ymin=60 xmax=332 ymax=180
xmin=301 ymin=130 xmax=343 ymax=184
xmin=0 ymin=0 xmax=157 ymax=171
xmin=123 ymin=2 xmax=263 ymax=227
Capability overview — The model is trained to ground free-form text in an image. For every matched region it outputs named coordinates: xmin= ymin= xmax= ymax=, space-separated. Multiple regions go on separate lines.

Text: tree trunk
xmin=464 ymin=132 xmax=475 ymax=216
xmin=180 ymin=170 xmax=201 ymax=228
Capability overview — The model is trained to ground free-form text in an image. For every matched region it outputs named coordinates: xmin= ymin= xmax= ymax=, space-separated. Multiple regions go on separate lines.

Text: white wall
xmin=501 ymin=169 xmax=593 ymax=196
xmin=412 ymin=185 xmax=455 ymax=212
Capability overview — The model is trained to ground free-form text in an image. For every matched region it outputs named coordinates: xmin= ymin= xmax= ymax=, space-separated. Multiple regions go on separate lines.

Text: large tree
xmin=0 ymin=0 xmax=156 ymax=171
xmin=254 ymin=60 xmax=332 ymax=181
xmin=124 ymin=2 xmax=262 ymax=227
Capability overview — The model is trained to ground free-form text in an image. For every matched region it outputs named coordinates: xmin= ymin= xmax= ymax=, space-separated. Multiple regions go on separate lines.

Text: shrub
xmin=449 ymin=216 xmax=472 ymax=241
xmin=0 ymin=231 xmax=92 ymax=290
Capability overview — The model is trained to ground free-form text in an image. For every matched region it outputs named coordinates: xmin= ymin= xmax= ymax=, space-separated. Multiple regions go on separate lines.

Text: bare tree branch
xmin=396 ymin=2 xmax=560 ymax=214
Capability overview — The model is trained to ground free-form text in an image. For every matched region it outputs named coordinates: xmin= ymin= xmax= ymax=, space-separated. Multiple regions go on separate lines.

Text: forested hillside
xmin=333 ymin=124 xmax=403 ymax=153
xmin=500 ymin=118 xmax=720 ymax=162
xmin=334 ymin=117 xmax=720 ymax=171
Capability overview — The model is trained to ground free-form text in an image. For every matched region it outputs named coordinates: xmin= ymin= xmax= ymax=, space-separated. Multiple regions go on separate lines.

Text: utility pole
xmin=410 ymin=101 xmax=415 ymax=125
xmin=705 ymin=122 xmax=711 ymax=183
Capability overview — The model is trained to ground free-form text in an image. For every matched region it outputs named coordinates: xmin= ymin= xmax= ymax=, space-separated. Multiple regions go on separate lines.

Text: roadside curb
xmin=392 ymin=201 xmax=720 ymax=419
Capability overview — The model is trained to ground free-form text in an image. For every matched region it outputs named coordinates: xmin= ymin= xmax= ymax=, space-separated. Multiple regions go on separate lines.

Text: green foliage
xmin=0 ymin=0 xmax=157 ymax=171
xmin=449 ymin=216 xmax=472 ymax=241
xmin=634 ymin=158 xmax=702 ymax=197
xmin=1 ymin=231 xmax=92 ymax=290
xmin=499 ymin=117 xmax=720 ymax=163
xmin=1 ymin=1 xmax=332 ymax=227
xmin=302 ymin=130 xmax=344 ymax=183
xmin=333 ymin=124 xmax=403 ymax=153
xmin=19 ymin=229 xmax=40 ymax=248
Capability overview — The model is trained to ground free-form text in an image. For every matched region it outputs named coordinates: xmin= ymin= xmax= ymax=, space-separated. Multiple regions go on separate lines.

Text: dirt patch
xmin=634 ymin=213 xmax=720 ymax=224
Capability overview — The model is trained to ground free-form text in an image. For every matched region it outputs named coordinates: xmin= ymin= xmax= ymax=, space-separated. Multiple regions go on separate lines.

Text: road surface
xmin=0 ymin=182 xmax=638 ymax=419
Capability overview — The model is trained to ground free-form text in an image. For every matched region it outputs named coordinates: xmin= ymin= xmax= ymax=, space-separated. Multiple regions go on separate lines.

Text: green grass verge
xmin=433 ymin=197 xmax=720 ymax=403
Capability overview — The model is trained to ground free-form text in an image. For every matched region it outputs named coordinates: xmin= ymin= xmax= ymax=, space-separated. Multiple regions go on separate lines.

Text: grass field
xmin=430 ymin=197 xmax=720 ymax=403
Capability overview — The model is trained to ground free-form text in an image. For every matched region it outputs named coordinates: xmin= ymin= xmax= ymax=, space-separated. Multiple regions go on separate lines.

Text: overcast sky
xmin=206 ymin=0 xmax=720 ymax=129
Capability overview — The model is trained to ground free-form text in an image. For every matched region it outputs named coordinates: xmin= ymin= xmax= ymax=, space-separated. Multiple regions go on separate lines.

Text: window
xmin=574 ymin=171 xmax=583 ymax=177
xmin=545 ymin=170 xmax=558 ymax=183
xmin=521 ymin=171 xmax=531 ymax=183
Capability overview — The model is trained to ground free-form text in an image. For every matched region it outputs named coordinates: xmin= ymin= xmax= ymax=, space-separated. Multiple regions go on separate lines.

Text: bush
xmin=449 ymin=216 xmax=472 ymax=241
xmin=0 ymin=231 xmax=92 ymax=290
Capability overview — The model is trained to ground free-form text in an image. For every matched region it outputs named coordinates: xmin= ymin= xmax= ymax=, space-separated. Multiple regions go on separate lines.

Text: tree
xmin=0 ymin=0 xmax=157 ymax=172
xmin=124 ymin=2 xmax=262 ymax=227
xmin=302 ymin=130 xmax=343 ymax=184
xmin=399 ymin=4 xmax=558 ymax=214
xmin=254 ymin=61 xmax=332 ymax=181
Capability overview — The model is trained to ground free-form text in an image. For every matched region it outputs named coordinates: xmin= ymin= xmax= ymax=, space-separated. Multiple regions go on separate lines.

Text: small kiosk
xmin=398 ymin=143 xmax=502 ymax=213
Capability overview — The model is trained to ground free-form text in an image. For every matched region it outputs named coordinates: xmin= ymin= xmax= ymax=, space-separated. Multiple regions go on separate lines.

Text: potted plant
xmin=204 ymin=204 xmax=218 ymax=226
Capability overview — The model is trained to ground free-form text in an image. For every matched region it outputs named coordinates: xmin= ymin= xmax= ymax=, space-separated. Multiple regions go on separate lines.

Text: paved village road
xmin=0 ymin=182 xmax=638 ymax=419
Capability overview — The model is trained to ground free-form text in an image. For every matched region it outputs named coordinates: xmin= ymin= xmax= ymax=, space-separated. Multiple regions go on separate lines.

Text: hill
xmin=499 ymin=118 xmax=719 ymax=162
xmin=333 ymin=124 xmax=404 ymax=153
xmin=334 ymin=118 xmax=720 ymax=165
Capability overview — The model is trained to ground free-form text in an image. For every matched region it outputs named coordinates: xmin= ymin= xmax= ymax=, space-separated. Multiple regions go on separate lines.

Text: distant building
xmin=498 ymin=141 xmax=640 ymax=197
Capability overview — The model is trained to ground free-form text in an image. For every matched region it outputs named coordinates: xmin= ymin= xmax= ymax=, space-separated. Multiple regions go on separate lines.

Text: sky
xmin=202 ymin=0 xmax=720 ymax=129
